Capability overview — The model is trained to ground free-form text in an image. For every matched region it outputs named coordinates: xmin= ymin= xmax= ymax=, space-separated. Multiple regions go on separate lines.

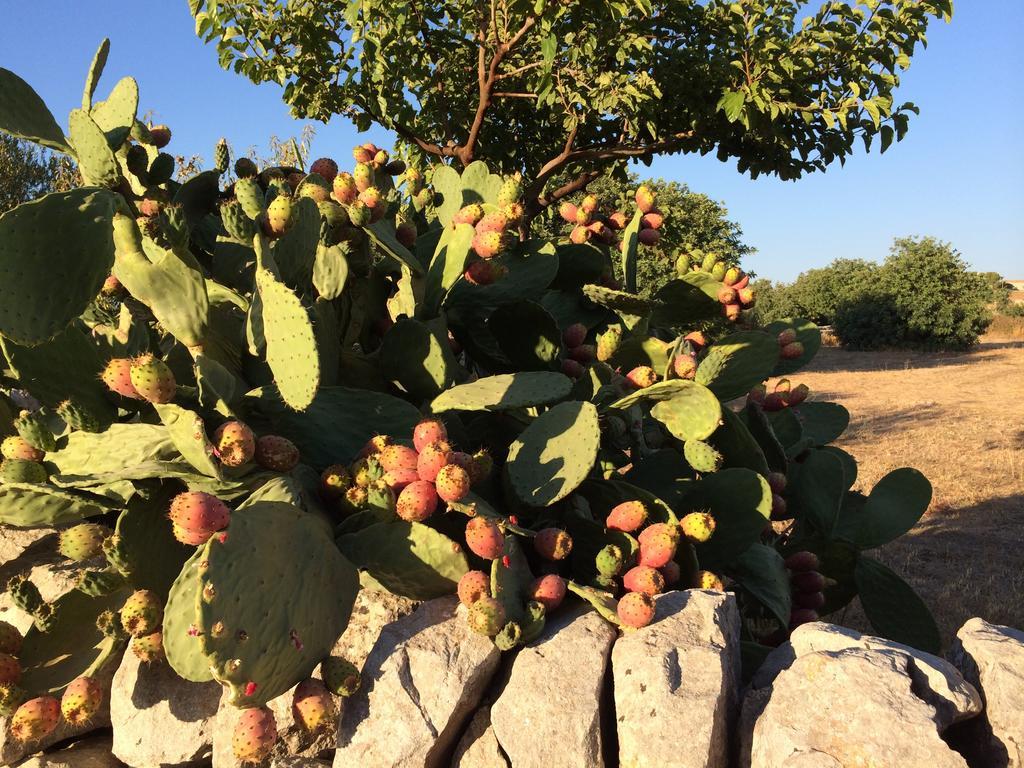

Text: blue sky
xmin=2 ymin=2 xmax=1021 ymax=282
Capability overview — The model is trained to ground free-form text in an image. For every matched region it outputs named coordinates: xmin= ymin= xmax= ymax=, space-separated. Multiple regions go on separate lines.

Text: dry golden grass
xmin=796 ymin=337 xmax=1024 ymax=648
xmin=988 ymin=314 xmax=1024 ymax=340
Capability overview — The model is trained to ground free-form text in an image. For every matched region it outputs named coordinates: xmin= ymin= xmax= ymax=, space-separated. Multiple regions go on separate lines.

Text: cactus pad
xmin=68 ymin=109 xmax=120 ymax=187
xmin=431 ymin=372 xmax=572 ymax=413
xmin=0 ymin=484 xmax=112 ymax=527
xmin=163 ymin=548 xmax=215 ymax=683
xmin=0 ymin=67 xmax=70 ymax=152
xmin=256 ymin=266 xmax=320 ymax=411
xmin=648 ymin=382 xmax=722 ymax=441
xmin=695 ymin=331 xmax=779 ymax=402
xmin=381 ymin=318 xmax=460 ymax=401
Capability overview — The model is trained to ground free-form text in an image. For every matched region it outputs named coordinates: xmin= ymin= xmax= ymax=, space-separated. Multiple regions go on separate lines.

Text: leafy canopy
xmin=190 ymin=0 xmax=952 ymax=212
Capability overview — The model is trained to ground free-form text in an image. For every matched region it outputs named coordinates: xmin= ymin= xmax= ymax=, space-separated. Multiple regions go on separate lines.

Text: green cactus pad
xmin=337 ymin=520 xmax=468 ymax=600
xmin=90 ymin=76 xmax=138 ymax=149
xmin=0 ymin=188 xmax=117 ymax=344
xmin=707 ymin=407 xmax=769 ymax=476
xmin=839 ymin=468 xmax=931 ymax=550
xmin=234 ymin=177 xmax=265 ymax=219
xmin=271 ymin=197 xmax=319 ymax=292
xmin=459 ymin=161 xmax=505 ymax=204
xmin=506 ymin=400 xmax=600 ymax=507
xmin=695 ymin=331 xmax=779 ymax=403
xmin=490 ymin=535 xmax=533 ymax=625
xmin=648 ymin=383 xmax=722 ymax=441
xmin=621 ymin=449 xmax=695 ymax=509
xmin=731 ymin=543 xmax=791 ymax=626
xmin=789 ymin=402 xmax=850 ymax=446
xmin=581 ymin=284 xmax=655 ymax=318
xmin=256 ymin=265 xmax=320 ymax=411
xmin=380 ymin=318 xmax=460 ymax=401
xmin=855 ymin=556 xmax=939 ymax=654
xmin=313 ymin=244 xmax=349 ymax=300
xmin=679 ymin=468 xmax=771 ymax=568
xmin=620 ymin=208 xmax=643 ymax=293
xmin=81 ymin=39 xmax=110 ymax=111
xmin=113 ymin=485 xmax=196 ymax=596
xmin=551 ymin=243 xmax=608 ymax=291
xmin=609 ymin=379 xmax=707 ymax=410
xmin=164 ymin=547 xmax=215 ymax=683
xmin=741 ymin=403 xmax=788 ymax=473
xmin=683 ymin=439 xmax=723 ymax=473
xmin=198 ymin=501 xmax=359 ymax=706
xmin=791 ymin=449 xmax=846 ymax=537
xmin=0 ymin=484 xmax=112 ymax=527
xmin=366 ymin=220 xmax=425 ymax=277
xmin=430 ymin=164 xmax=463 ymax=226
xmin=68 ymin=109 xmax=120 ymax=187
xmin=422 ymin=223 xmax=474 ymax=318
xmin=431 ymin=372 xmax=572 ymax=413
xmin=764 ymin=318 xmax=821 ymax=375
xmin=154 ymin=404 xmax=222 ymax=478
xmin=447 ymin=240 xmax=559 ymax=309
xmin=651 ymin=279 xmax=723 ymax=327
xmin=487 ymin=300 xmax=561 ymax=371
xmin=566 ymin=582 xmax=621 ymax=626
xmin=606 ymin=335 xmax=673 ymax=372
xmin=48 ymin=423 xmax=180 ymax=482
xmin=0 ymin=67 xmax=71 ymax=153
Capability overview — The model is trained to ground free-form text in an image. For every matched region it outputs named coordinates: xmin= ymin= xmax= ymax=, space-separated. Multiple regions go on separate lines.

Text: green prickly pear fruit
xmin=213 ymin=139 xmax=230 ymax=174
xmin=413 ymin=419 xmax=447 ymax=452
xmin=169 ymin=491 xmax=230 ymax=543
xmin=684 ymin=439 xmax=723 ymax=474
xmin=352 ymin=162 xmax=373 ymax=192
xmin=220 ymin=199 xmax=257 ymax=241
xmin=497 ymin=174 xmax=522 ymax=206
xmin=380 ymin=445 xmax=419 ymax=473
xmin=659 ymin=560 xmax=681 ymax=586
xmin=465 ymin=517 xmax=504 ymax=560
xmin=596 ymin=326 xmax=622 ymax=362
xmin=346 ymin=200 xmax=371 ymax=227
xmin=404 ymin=167 xmax=424 ymax=192
xmin=9 ymin=696 xmax=60 ymax=742
xmin=310 ymin=158 xmax=339 ymax=183
xmin=0 ymin=621 xmax=22 ymax=655
xmin=562 ymin=323 xmax=587 ymax=348
xmin=396 ymin=221 xmax=417 ymax=248
xmin=128 ymin=354 xmax=176 ymax=404
xmin=623 ymin=565 xmax=665 ymax=596
xmin=292 ymin=678 xmax=335 ymax=733
xmin=344 ymin=485 xmax=369 ymax=510
xmin=77 ymin=568 xmax=127 ymax=597
xmin=580 ymin=193 xmax=598 ymax=214
xmin=14 ymin=412 xmax=55 ymax=453
xmin=784 ymin=551 xmax=819 ymax=572
xmin=232 ymin=706 xmax=278 ymax=763
xmin=533 ymin=528 xmax=573 ymax=561
xmin=396 ymin=480 xmax=439 ymax=522
xmin=131 ymin=630 xmax=164 ymax=663
xmin=694 ymin=570 xmax=725 ymax=591
xmin=321 ymin=656 xmax=360 ymax=697
xmin=673 ymin=353 xmax=697 ymax=380
xmin=0 ymin=652 xmax=21 ymax=685
xmin=1 ymin=435 xmax=44 ymax=462
xmin=723 ymin=266 xmax=742 ymax=286
xmin=255 ymin=435 xmax=300 ymax=472
xmin=321 ymin=464 xmax=352 ymax=500
xmin=617 ymin=591 xmax=655 ymax=628
xmin=710 ymin=261 xmax=727 ymax=281
xmin=417 ymin=441 xmax=452 ymax=483
xmin=471 ymin=230 xmax=505 ymax=259
xmin=680 ymin=512 xmax=716 ymax=543
xmin=457 ymin=570 xmax=491 ymax=606
xmin=494 ymin=621 xmax=523 ymax=651
xmin=263 ymin=194 xmax=293 ymax=239
xmin=120 ymin=590 xmax=162 ymax=638
xmin=60 ymin=676 xmax=103 ymax=726
xmin=234 ymin=156 xmax=258 ymax=178
xmin=0 ymin=459 xmax=48 ymax=483
xmin=58 ymin=523 xmax=111 ymax=562
xmin=635 ymin=185 xmax=655 ymax=214
xmin=595 ymin=544 xmax=625 ymax=577
xmin=435 ymin=463 xmax=471 ymax=503
xmin=56 ymin=400 xmax=101 ymax=433
xmin=606 ymin=500 xmax=648 ymax=533
xmin=625 ymin=366 xmax=658 ymax=389
xmin=332 ymin=172 xmax=358 ymax=204
xmin=0 ymin=682 xmax=27 ymax=716
xmin=527 ymin=574 xmax=566 ymax=612
xmin=674 ymin=252 xmax=692 ymax=276
xmin=212 ymin=421 xmax=256 ymax=468
xmin=467 ymin=596 xmax=506 ymax=637
xmin=700 ymin=252 xmax=717 ymax=272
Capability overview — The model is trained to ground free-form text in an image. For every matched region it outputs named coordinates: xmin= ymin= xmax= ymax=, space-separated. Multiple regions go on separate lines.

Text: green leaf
xmin=855 ymin=556 xmax=939 ymax=654
xmin=718 ymin=89 xmax=746 ymax=122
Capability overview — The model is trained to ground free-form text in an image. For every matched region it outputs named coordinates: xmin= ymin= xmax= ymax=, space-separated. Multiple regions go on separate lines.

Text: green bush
xmin=833 ymin=292 xmax=905 ymax=349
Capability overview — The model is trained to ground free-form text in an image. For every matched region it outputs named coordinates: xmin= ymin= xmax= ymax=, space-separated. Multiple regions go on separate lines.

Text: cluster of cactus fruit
xmin=0 ymin=40 xmax=941 ymax=748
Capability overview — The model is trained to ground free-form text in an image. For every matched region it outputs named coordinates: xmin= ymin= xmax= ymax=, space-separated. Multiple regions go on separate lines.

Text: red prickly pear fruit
xmin=469 ymin=450 xmax=493 ymax=484
xmin=232 ymin=705 xmax=278 ymax=763
xmin=641 ymin=211 xmax=664 ymax=230
xmin=169 ymin=491 xmax=230 ymax=537
xmin=638 ymin=228 xmax=661 ymax=246
xmin=638 ymin=533 xmax=677 ymax=568
xmin=255 ymin=435 xmax=300 ymax=472
xmin=332 ymin=172 xmax=358 ymax=204
xmin=321 ymin=656 xmax=361 ymax=697
xmin=625 ymin=366 xmax=658 ymax=389
xmin=382 ymin=467 xmax=420 ymax=493
xmin=465 ymin=517 xmax=504 ymax=560
xmin=684 ymin=331 xmax=707 ymax=348
xmin=359 ymin=434 xmax=392 ymax=459
xmin=562 ymin=323 xmax=587 ymax=348
xmin=747 ymin=384 xmax=766 ymax=404
xmin=0 ymin=621 xmax=23 ymax=655
xmin=413 ymin=419 xmax=448 ymax=452
xmin=467 ymin=596 xmax=506 ymax=637
xmin=770 ymin=494 xmax=789 ymax=521
xmin=472 ymin=230 xmax=505 ymax=259
xmin=762 ymin=392 xmax=786 ymax=412
xmin=396 ymin=480 xmax=439 ymax=522
xmin=352 ymin=145 xmax=374 ymax=164
xmin=777 ymin=328 xmax=798 ymax=346
xmin=453 ymin=204 xmax=485 ymax=226
xmin=659 ymin=560 xmax=681 ymax=587
xmin=212 ymin=421 xmax=256 ymax=468
xmin=680 ymin=512 xmax=716 ymax=543
xmin=733 ymin=274 xmax=750 ymax=290
xmin=396 ymin=221 xmax=417 ymax=248
xmin=767 ymin=472 xmax=787 ymax=494
xmin=623 ymin=565 xmax=665 ymax=596
xmin=560 ymin=358 xmax=585 ymax=379
xmin=449 ymin=450 xmax=474 ymax=473
xmin=173 ymin=523 xmax=212 ymax=546
xmin=321 ymin=464 xmax=352 ymax=499
xmin=786 ymin=384 xmax=809 ymax=406
xmin=131 ymin=630 xmax=165 ymax=663
xmin=464 ymin=259 xmax=504 ymax=285
xmin=606 ymin=211 xmax=627 ymax=230
xmin=723 ymin=266 xmax=743 ymax=286
xmin=58 ymin=523 xmax=110 ymax=562
xmin=569 ymin=344 xmax=596 ymax=364
xmin=737 ymin=287 xmax=756 ymax=307
xmin=435 ymin=463 xmax=471 ymax=503
xmin=569 ymin=225 xmax=590 ymax=245
xmin=120 ymin=589 xmax=162 ymax=638
xmin=458 ymin=570 xmax=491 ymax=606
xmin=606 ymin=500 xmax=648 ymax=533
xmin=9 ymin=696 xmax=60 ymax=742
xmin=792 ymin=571 xmax=826 ymax=593
xmin=292 ymin=678 xmax=335 ymax=733
xmin=784 ymin=551 xmax=820 ymax=572
xmin=794 ymin=591 xmax=825 ymax=610
xmin=723 ymin=302 xmax=742 ymax=321
xmin=310 ymin=158 xmax=338 ymax=183
xmin=149 ymin=125 xmax=172 ymax=148
xmin=559 ymin=202 xmax=578 ymax=223
xmin=101 ymin=357 xmax=142 ymax=399
xmin=0 ymin=653 xmax=21 ymax=685
xmin=638 ymin=523 xmax=680 ymax=546
xmin=352 ymin=162 xmax=374 ymax=192
xmin=717 ymin=286 xmax=737 ymax=304
xmin=533 ymin=528 xmax=573 ymax=561
xmin=380 ymin=445 xmax=419 ymax=473
xmin=476 ymin=211 xmax=509 ymax=233
xmin=417 ymin=440 xmax=452 ymax=482
xmin=263 ymin=194 xmax=293 ymax=239
xmin=128 ymin=354 xmax=176 ymax=404
xmin=1 ymin=436 xmax=44 ymax=462
xmin=357 ymin=186 xmax=381 ymax=209
xmin=673 ymin=352 xmax=697 ymax=380
xmin=617 ymin=591 xmax=656 ymax=628
xmin=635 ymin=185 xmax=655 ymax=214
xmin=60 ymin=676 xmax=103 ymax=726
xmin=528 ymin=574 xmax=567 ymax=612
xmin=789 ymin=608 xmax=819 ymax=629
xmin=694 ymin=570 xmax=725 ymax=591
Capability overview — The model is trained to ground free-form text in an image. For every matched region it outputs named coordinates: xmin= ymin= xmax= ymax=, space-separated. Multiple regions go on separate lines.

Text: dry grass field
xmin=797 ymin=337 xmax=1024 ymax=648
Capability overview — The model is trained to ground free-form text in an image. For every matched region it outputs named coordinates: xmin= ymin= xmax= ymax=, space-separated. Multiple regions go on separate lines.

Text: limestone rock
xmin=611 ymin=590 xmax=740 ymax=768
xmin=949 ymin=618 xmax=1024 ymax=768
xmin=452 ymin=706 xmax=509 ymax=768
xmin=491 ymin=604 xmax=616 ymax=768
xmin=334 ymin=596 xmax=500 ymax=768
xmin=110 ymin=648 xmax=221 ymax=767
xmin=17 ymin=734 xmax=125 ymax=767
xmin=331 ymin=587 xmax=417 ymax=669
xmin=749 ymin=648 xmax=968 ymax=768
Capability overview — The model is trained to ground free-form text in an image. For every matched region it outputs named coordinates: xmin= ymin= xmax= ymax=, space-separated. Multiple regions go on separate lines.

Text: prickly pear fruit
xmin=625 ymin=366 xmax=658 ymax=389
xmin=60 ymin=676 xmax=103 ymax=725
xmin=0 ymin=459 xmax=47 ymax=483
xmin=680 ymin=512 xmax=716 ymax=543
xmin=458 ymin=570 xmax=491 ymax=606
xmin=465 ymin=517 xmax=504 ymax=560
xmin=464 ymin=259 xmax=504 ymax=286
xmin=0 ymin=436 xmax=43 ymax=462
xmin=623 ymin=565 xmax=665 ymax=596
xmin=9 ymin=696 xmax=60 ymax=742
xmin=321 ymin=464 xmax=352 ymax=499
xmin=528 ymin=574 xmax=566 ymax=612
xmin=120 ymin=589 xmax=162 ymax=638
xmin=562 ymin=322 xmax=587 ymax=348
xmin=780 ymin=341 xmax=804 ymax=359
xmin=595 ymin=544 xmax=626 ymax=577
xmin=596 ymin=326 xmax=622 ymax=362
xmin=672 ymin=353 xmax=697 ymax=380
xmin=396 ymin=480 xmax=439 ymax=522
xmin=212 ymin=421 xmax=256 ymax=467
xmin=617 ymin=591 xmax=655 ymax=628
xmin=569 ymin=225 xmax=590 ymax=245
xmin=694 ymin=570 xmax=725 ymax=591
xmin=786 ymin=383 xmax=809 ymax=406
xmin=58 ymin=523 xmax=111 ymax=562
xmin=641 ymin=211 xmax=664 ymax=230
xmin=396 ymin=221 xmax=417 ymax=248
xmin=770 ymin=493 xmax=789 ymax=520
xmin=14 ymin=412 xmax=55 ymax=453
xmin=382 ymin=467 xmax=420 ymax=492
xmin=169 ymin=491 xmax=230 ymax=543
xmin=472 ymin=230 xmax=505 ymax=259
xmin=767 ymin=472 xmax=787 ymax=494
xmin=232 ymin=705 xmax=278 ymax=763
xmin=659 ymin=560 xmax=681 ymax=586
xmin=0 ymin=622 xmax=22 ymax=655
xmin=380 ymin=445 xmax=419 ymax=473
xmin=476 ymin=211 xmax=508 ymax=233
xmin=606 ymin=500 xmax=648 ymax=533
xmin=635 ymin=185 xmax=655 ymax=214
xmin=791 ymin=571 xmax=825 ymax=593
xmin=435 ymin=463 xmax=471 ymax=503
xmin=321 ymin=656 xmax=361 ymax=698
xmin=57 ymin=399 xmax=101 ymax=433
xmin=292 ymin=678 xmax=334 ymax=733
xmin=638 ymin=228 xmax=661 ymax=246
xmin=416 ymin=440 xmax=452 ymax=482
xmin=469 ymin=450 xmax=493 ymax=484
xmin=132 ymin=630 xmax=165 ymax=663
xmin=533 ymin=528 xmax=573 ymax=561
xmin=558 ymin=202 xmax=578 ymax=223
xmin=0 ymin=653 xmax=20 ymax=685
xmin=255 ymin=435 xmax=300 ymax=471
xmin=777 ymin=328 xmax=798 ymax=346
xmin=234 ymin=157 xmax=258 ymax=178
xmin=560 ymin=358 xmax=584 ymax=378
xmin=310 ymin=157 xmax=339 ymax=183
xmin=784 ymin=551 xmax=819 ymax=572
xmin=794 ymin=591 xmax=825 ymax=610
xmin=638 ymin=531 xmax=677 ymax=569
xmin=332 ymin=172 xmax=358 ymax=204
xmin=262 ymin=193 xmax=293 ymax=239
xmin=101 ymin=357 xmax=141 ymax=399
xmin=412 ymin=419 xmax=446 ymax=452
xmin=467 ymin=596 xmax=506 ymax=637
xmin=128 ymin=354 xmax=176 ymax=404
xmin=0 ymin=683 xmax=27 ymax=716
xmin=789 ymin=608 xmax=819 ymax=629
xmin=453 ymin=204 xmax=484 ymax=226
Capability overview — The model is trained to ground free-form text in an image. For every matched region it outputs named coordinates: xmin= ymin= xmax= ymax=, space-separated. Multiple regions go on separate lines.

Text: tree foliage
xmin=190 ymin=0 xmax=952 ymax=218
xmin=0 ymin=135 xmax=79 ymax=212
xmin=754 ymin=259 xmax=879 ymax=324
